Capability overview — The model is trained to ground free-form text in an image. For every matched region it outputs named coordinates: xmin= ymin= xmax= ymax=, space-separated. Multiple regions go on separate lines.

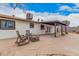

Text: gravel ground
xmin=0 ymin=33 xmax=79 ymax=56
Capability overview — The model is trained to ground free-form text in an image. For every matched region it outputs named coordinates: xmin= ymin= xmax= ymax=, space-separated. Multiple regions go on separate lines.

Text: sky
xmin=0 ymin=3 xmax=79 ymax=27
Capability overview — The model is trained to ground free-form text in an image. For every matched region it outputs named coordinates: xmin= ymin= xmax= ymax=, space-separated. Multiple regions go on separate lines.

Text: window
xmin=41 ymin=24 xmax=45 ymax=30
xmin=0 ymin=20 xmax=15 ymax=30
xmin=46 ymin=27 xmax=51 ymax=33
xmin=48 ymin=27 xmax=51 ymax=32
xmin=30 ymin=22 xmax=34 ymax=28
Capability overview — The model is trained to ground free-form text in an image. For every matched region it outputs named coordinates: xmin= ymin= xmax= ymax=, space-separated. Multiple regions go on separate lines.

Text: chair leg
xmin=15 ymin=37 xmax=19 ymax=43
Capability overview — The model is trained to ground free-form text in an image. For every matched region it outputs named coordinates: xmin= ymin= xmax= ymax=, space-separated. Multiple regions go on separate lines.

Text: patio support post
xmin=54 ymin=23 xmax=57 ymax=37
xmin=65 ymin=25 xmax=68 ymax=34
xmin=61 ymin=25 xmax=64 ymax=36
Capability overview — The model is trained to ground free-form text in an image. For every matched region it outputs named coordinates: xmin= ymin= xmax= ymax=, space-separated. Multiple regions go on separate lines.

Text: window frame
xmin=0 ymin=19 xmax=15 ymax=30
xmin=47 ymin=27 xmax=51 ymax=32
xmin=41 ymin=24 xmax=45 ymax=30
xmin=30 ymin=22 xmax=34 ymax=28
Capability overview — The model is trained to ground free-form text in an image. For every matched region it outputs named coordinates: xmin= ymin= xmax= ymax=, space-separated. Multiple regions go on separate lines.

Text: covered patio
xmin=41 ymin=21 xmax=68 ymax=37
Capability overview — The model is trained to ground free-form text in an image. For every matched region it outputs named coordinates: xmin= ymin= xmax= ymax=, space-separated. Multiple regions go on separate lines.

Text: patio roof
xmin=41 ymin=20 xmax=67 ymax=26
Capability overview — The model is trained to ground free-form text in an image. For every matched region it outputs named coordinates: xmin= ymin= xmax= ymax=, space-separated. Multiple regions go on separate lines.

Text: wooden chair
xmin=25 ymin=30 xmax=32 ymax=41
xmin=15 ymin=31 xmax=30 ymax=46
xmin=25 ymin=30 xmax=40 ymax=42
xmin=30 ymin=36 xmax=40 ymax=42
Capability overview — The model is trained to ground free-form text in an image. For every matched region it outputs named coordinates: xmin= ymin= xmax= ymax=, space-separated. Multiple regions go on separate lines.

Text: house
xmin=0 ymin=14 xmax=68 ymax=40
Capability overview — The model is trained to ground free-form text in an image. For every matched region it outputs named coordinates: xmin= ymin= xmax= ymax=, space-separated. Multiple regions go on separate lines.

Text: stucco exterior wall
xmin=0 ymin=18 xmax=17 ymax=39
xmin=0 ymin=18 xmax=55 ymax=39
xmin=0 ymin=18 xmax=65 ymax=40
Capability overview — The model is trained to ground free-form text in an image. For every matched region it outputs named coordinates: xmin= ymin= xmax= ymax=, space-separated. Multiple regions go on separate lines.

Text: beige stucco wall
xmin=0 ymin=18 xmax=55 ymax=39
xmin=0 ymin=18 xmax=17 ymax=39
xmin=0 ymin=17 xmax=65 ymax=39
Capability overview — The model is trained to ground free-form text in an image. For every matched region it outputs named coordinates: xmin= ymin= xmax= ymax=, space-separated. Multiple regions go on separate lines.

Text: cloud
xmin=0 ymin=3 xmax=12 ymax=14
xmin=74 ymin=3 xmax=79 ymax=8
xmin=0 ymin=4 xmax=67 ymax=22
xmin=31 ymin=12 xmax=65 ymax=21
xmin=60 ymin=5 xmax=73 ymax=11
xmin=43 ymin=14 xmax=67 ymax=22
xmin=0 ymin=4 xmax=68 ymax=25
xmin=0 ymin=4 xmax=26 ymax=19
xmin=59 ymin=5 xmax=79 ymax=12
xmin=0 ymin=3 xmax=11 ymax=8
xmin=1 ymin=4 xmax=79 ymax=27
xmin=68 ymin=13 xmax=79 ymax=27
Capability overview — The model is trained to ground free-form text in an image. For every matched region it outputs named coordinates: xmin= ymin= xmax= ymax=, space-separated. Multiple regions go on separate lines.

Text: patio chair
xmin=25 ymin=30 xmax=40 ymax=42
xmin=15 ymin=31 xmax=30 ymax=46
xmin=30 ymin=36 xmax=40 ymax=42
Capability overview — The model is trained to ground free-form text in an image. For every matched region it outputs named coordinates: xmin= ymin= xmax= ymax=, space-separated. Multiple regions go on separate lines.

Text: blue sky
xmin=9 ymin=3 xmax=78 ymax=16
xmin=0 ymin=3 xmax=79 ymax=27
xmin=9 ymin=3 xmax=72 ymax=15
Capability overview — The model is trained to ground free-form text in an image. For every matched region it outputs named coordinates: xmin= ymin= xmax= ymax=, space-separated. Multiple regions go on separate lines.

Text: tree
xmin=62 ymin=20 xmax=70 ymax=26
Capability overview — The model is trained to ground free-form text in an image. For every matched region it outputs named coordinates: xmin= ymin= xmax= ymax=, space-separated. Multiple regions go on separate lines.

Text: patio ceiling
xmin=41 ymin=21 xmax=67 ymax=26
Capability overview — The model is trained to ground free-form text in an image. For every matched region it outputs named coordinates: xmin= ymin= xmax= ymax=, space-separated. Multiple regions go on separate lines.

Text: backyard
xmin=0 ymin=33 xmax=79 ymax=56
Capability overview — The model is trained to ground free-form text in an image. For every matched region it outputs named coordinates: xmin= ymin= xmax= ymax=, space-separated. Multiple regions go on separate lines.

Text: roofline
xmin=0 ymin=14 xmax=40 ymax=24
xmin=41 ymin=20 xmax=67 ymax=26
xmin=0 ymin=14 xmax=67 ymax=26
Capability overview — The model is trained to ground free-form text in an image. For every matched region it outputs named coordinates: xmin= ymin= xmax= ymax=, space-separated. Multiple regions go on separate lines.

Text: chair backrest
xmin=26 ymin=30 xmax=31 ymax=36
xmin=16 ymin=31 xmax=22 ymax=40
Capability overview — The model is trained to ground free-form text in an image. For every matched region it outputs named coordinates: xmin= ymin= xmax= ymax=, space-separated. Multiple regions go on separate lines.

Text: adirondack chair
xmin=25 ymin=30 xmax=32 ymax=40
xmin=30 ymin=35 xmax=40 ymax=42
xmin=15 ymin=31 xmax=30 ymax=46
xmin=25 ymin=30 xmax=40 ymax=42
